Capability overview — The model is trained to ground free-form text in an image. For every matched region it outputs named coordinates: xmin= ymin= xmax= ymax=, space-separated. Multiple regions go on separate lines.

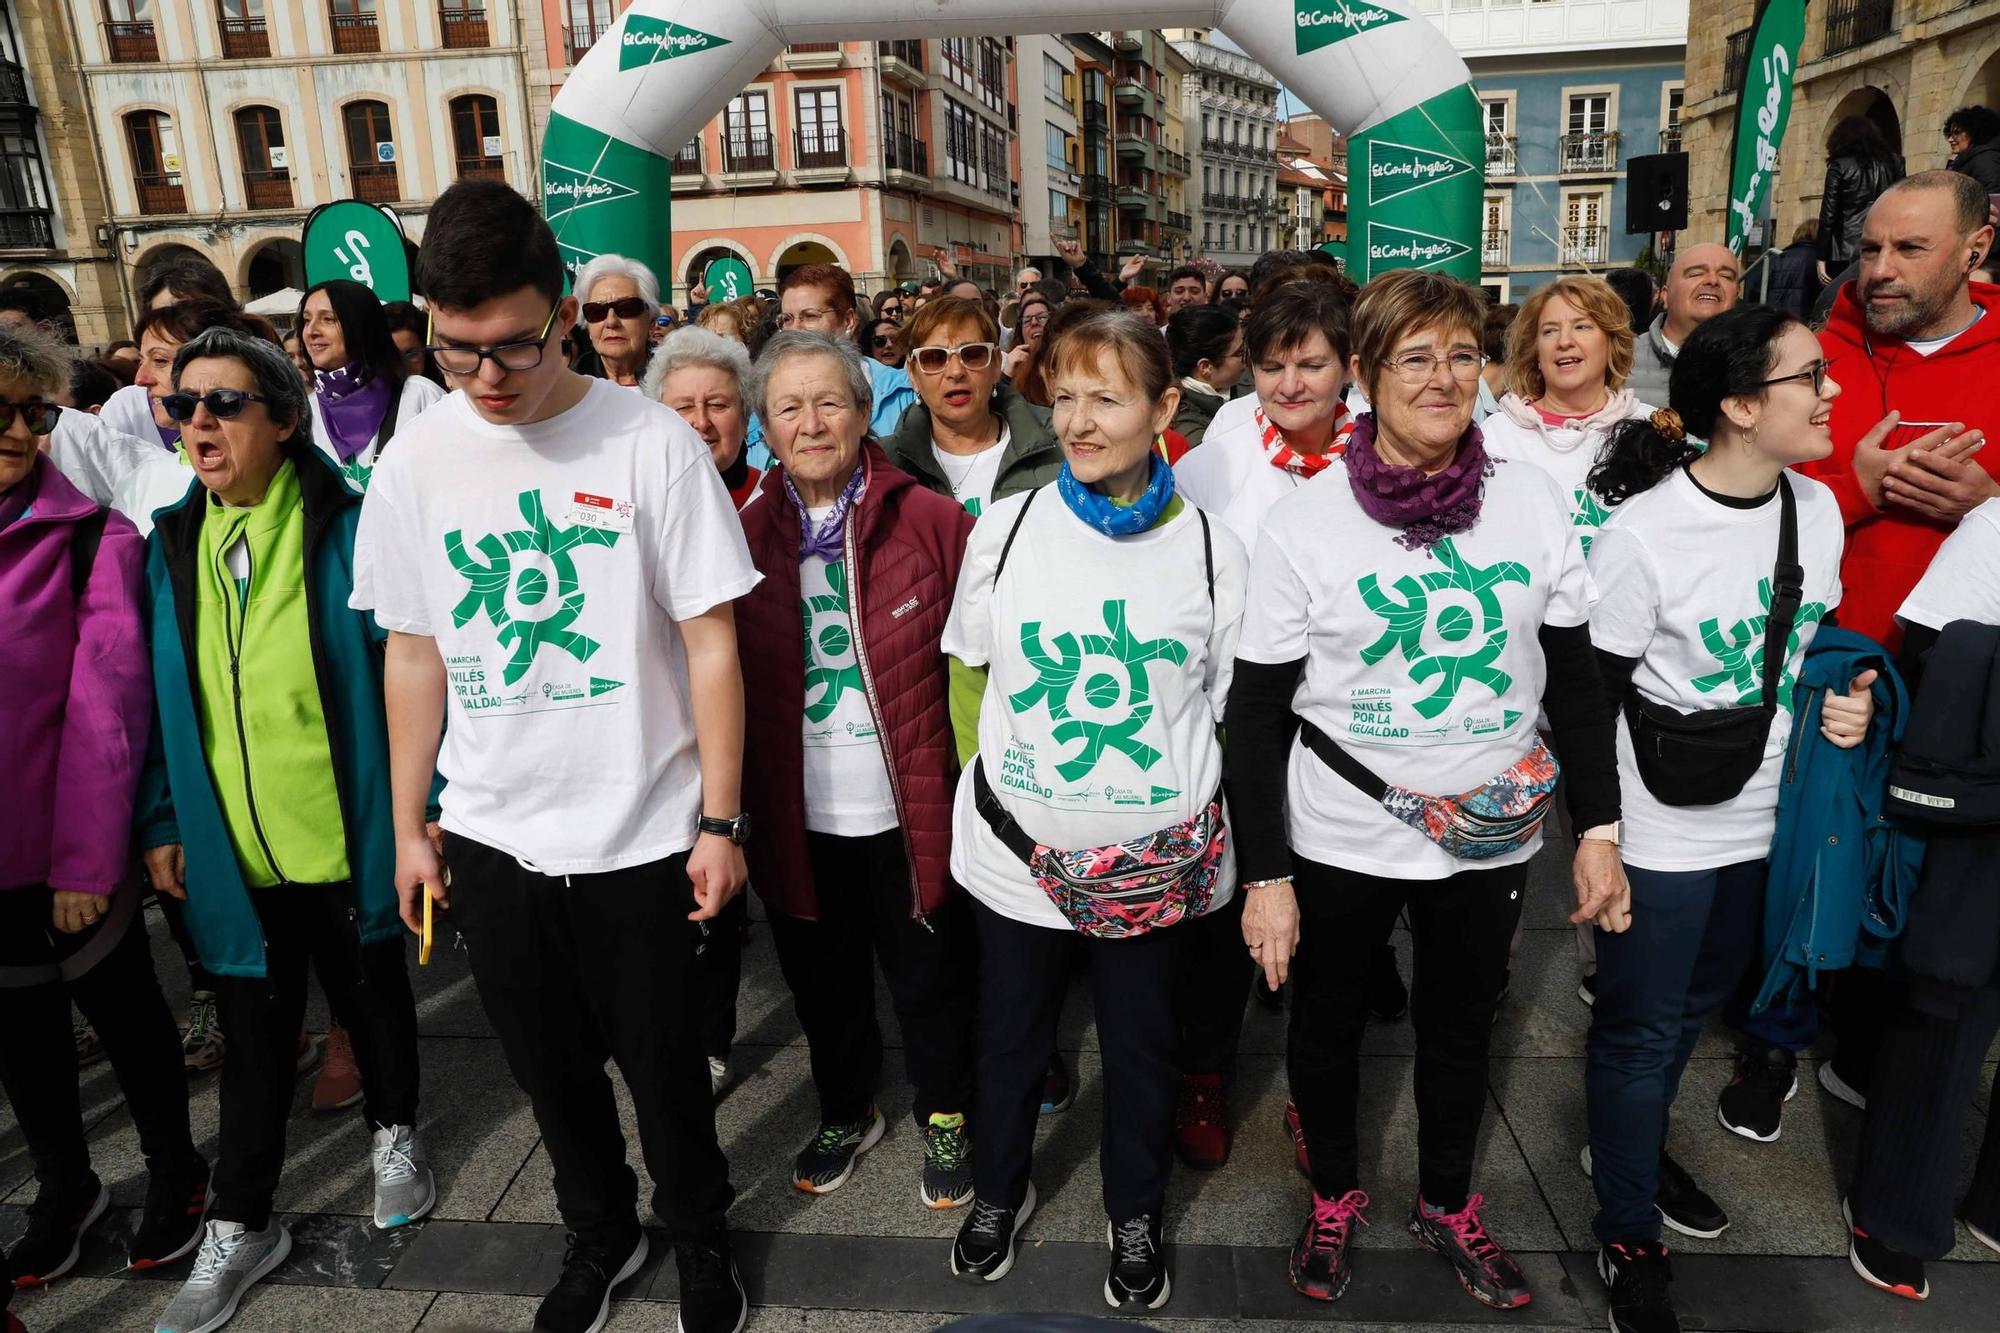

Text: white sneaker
xmin=708 ymin=1057 xmax=730 ymax=1097
xmin=370 ymin=1124 xmax=435 ymax=1229
xmin=153 ymin=1220 xmax=290 ymax=1333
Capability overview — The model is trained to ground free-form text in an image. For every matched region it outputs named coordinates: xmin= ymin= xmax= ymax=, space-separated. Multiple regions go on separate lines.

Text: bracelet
xmin=1243 ymin=876 xmax=1294 ymax=891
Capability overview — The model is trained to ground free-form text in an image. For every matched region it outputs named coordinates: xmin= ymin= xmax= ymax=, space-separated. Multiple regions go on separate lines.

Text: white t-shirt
xmin=309 ymin=376 xmax=445 ymax=490
xmin=349 ymin=379 xmax=763 ymax=874
xmin=1173 ymin=407 xmax=1310 ymax=553
xmin=1904 ymin=307 xmax=1985 ymax=358
xmin=930 ymin=424 xmax=1009 ymax=518
xmin=800 ymin=511 xmax=898 ymax=836
xmin=1238 ymin=457 xmax=1589 ymax=880
xmin=99 ymin=383 xmax=163 ymax=446
xmin=44 ymin=406 xmax=168 ymax=509
xmin=1898 ymin=496 xmax=2000 ymax=629
xmin=1589 ymin=469 xmax=1845 ymax=872
xmin=942 ymin=492 xmax=1246 ymax=929
xmin=1478 ymin=398 xmax=1654 ymax=560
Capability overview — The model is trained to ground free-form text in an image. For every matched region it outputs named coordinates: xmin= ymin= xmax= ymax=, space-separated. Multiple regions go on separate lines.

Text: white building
xmin=1171 ymin=36 xmax=1282 ymax=269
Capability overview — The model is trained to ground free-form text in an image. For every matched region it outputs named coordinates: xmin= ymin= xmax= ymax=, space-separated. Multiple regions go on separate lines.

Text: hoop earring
xmin=1746 ymin=425 xmax=1758 ymax=447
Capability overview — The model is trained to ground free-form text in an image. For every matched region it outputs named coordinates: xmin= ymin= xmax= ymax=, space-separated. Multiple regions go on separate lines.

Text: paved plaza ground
xmin=5 ymin=844 xmax=1997 ymax=1332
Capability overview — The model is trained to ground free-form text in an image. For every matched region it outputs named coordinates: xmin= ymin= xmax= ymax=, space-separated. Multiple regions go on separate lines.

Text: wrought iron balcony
xmin=671 ymin=140 xmax=701 ymax=174
xmin=568 ymin=21 xmax=605 ymax=66
xmin=794 ymin=128 xmax=847 ymax=172
xmin=723 ymin=133 xmax=776 ymax=174
xmin=1485 ymin=134 xmax=1517 ymax=176
xmin=885 ymin=132 xmax=928 ymax=178
xmin=1562 ymin=225 xmax=1608 ymax=265
xmin=1558 ymin=130 xmax=1620 ymax=174
xmin=0 ymin=207 xmax=54 ymax=249
xmin=1482 ymin=227 xmax=1508 ymax=267
xmin=1823 ymin=0 xmax=1893 ymax=56
xmin=1659 ymin=126 xmax=1683 ymax=154
xmin=0 ymin=59 xmax=27 ymax=105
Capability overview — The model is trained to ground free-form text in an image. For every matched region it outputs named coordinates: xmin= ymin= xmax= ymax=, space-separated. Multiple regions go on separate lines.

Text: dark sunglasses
xmin=0 ymin=399 xmax=60 ymax=435
xmin=161 ymin=389 xmax=275 ymax=423
xmin=582 ymin=297 xmax=650 ymax=323
xmin=873 ymin=334 xmax=900 ymax=348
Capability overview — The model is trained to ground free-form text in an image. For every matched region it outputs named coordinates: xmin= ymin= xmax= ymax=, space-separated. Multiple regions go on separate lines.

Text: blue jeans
xmin=1585 ymin=859 xmax=1765 ymax=1244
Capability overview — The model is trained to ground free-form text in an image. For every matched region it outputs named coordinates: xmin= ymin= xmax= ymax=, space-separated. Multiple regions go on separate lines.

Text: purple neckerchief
xmin=784 ymin=458 xmax=868 ymax=562
xmin=314 ymin=364 xmax=394 ymax=461
xmin=1343 ymin=412 xmax=1494 ymax=553
xmin=154 ymin=415 xmax=179 ymax=450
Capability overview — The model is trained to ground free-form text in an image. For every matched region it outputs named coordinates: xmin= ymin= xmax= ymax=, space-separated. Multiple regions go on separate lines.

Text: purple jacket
xmin=1 ymin=454 xmax=150 ymax=894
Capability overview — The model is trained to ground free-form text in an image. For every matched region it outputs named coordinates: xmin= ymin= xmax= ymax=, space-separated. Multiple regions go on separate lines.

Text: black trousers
xmin=1172 ymin=887 xmax=1254 ymax=1078
xmin=157 ymin=891 xmax=216 ymax=993
xmin=766 ymin=830 xmax=976 ymax=1127
xmin=693 ymin=891 xmax=748 ymax=1061
xmin=1288 ymin=855 xmax=1524 ymax=1209
xmin=444 ymin=833 xmax=733 ymax=1244
xmin=212 ymin=883 xmax=420 ymax=1229
xmin=1851 ymin=983 xmax=2000 ymax=1258
xmin=971 ymin=898 xmax=1177 ymax=1221
xmin=0 ymin=885 xmax=201 ymax=1194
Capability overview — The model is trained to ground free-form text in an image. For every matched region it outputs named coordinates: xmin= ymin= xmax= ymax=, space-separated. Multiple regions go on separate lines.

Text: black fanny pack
xmin=1623 ymin=474 xmax=1802 ymax=808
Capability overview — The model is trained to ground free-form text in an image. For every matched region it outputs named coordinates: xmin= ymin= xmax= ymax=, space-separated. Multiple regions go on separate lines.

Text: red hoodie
xmin=1801 ymin=280 xmax=2000 ymax=644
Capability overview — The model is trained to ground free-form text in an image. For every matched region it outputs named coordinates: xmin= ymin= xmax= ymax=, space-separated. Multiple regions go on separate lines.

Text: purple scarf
xmin=314 ymin=364 xmax=394 ymax=461
xmin=784 ymin=459 xmax=868 ymax=562
xmin=1343 ymin=412 xmax=1494 ymax=552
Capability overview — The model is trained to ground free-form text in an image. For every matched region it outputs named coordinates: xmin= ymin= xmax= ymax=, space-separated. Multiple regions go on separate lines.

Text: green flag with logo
xmin=1345 ymin=87 xmax=1483 ymax=282
xmin=1725 ymin=0 xmax=1808 ymax=256
xmin=302 ymin=200 xmax=411 ymax=301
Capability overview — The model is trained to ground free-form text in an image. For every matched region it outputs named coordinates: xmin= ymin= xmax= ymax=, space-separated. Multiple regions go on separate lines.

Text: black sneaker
xmin=1039 ymin=1057 xmax=1075 ymax=1114
xmin=1366 ymin=943 xmax=1408 ymax=1021
xmin=1655 ymin=1152 xmax=1728 ymax=1239
xmin=127 ymin=1158 xmax=210 ymax=1270
xmin=1104 ymin=1214 xmax=1169 ymax=1311
xmin=1717 ymin=1042 xmax=1798 ymax=1143
xmin=792 ymin=1107 xmax=884 ymax=1194
xmin=1598 ymin=1241 xmax=1679 ymax=1333
xmin=1578 ymin=973 xmax=1597 ymax=1006
xmin=674 ymin=1228 xmax=748 ymax=1333
xmin=8 ymin=1176 xmax=108 ymax=1286
xmin=949 ymin=1182 xmax=1036 ymax=1282
xmin=532 ymin=1229 xmax=648 ymax=1333
xmin=1845 ymin=1197 xmax=1927 ymax=1300
xmin=1406 ymin=1192 xmax=1532 ymax=1309
xmin=919 ymin=1112 xmax=973 ymax=1209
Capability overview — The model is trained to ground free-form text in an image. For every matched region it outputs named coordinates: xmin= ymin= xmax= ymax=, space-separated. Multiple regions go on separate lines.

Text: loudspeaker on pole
xmin=1626 ymin=153 xmax=1690 ymax=235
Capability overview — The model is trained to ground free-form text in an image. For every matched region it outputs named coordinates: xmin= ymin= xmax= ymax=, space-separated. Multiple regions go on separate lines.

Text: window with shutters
xmin=234 ymin=105 xmax=290 ymax=208
xmin=342 ymin=100 xmax=398 ymax=201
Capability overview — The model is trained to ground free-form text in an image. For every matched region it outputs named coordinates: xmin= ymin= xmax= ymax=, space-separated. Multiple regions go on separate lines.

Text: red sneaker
xmin=1283 ymin=1099 xmax=1311 ymax=1178
xmin=1173 ymin=1074 xmax=1231 ymax=1170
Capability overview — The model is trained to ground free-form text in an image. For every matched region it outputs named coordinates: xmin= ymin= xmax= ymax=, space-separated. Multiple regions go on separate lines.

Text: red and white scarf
xmin=1255 ymin=404 xmax=1352 ymax=477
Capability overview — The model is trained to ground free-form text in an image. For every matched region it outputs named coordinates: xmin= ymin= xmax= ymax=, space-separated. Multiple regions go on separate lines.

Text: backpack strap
xmin=1197 ymin=507 xmax=1214 ymax=606
xmin=1758 ymin=474 xmax=1804 ymax=713
xmin=992 ymin=485 xmax=1042 ymax=585
xmin=375 ymin=378 xmax=404 ymax=456
xmin=68 ymin=506 xmax=108 ymax=603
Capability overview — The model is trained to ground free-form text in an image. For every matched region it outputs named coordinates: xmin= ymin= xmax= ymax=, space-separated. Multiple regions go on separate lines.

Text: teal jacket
xmin=135 ymin=443 xmax=402 ymax=978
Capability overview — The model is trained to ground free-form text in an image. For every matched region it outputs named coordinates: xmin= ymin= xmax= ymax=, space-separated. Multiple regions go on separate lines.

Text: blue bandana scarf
xmin=784 ymin=460 xmax=868 ymax=562
xmin=1055 ymin=454 xmax=1175 ymax=536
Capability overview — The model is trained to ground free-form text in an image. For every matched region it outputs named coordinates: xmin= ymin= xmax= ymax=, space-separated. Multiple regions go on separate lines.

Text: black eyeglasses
xmin=427 ymin=306 xmax=560 ymax=376
xmin=583 ymin=297 xmax=650 ymax=323
xmin=0 ymin=399 xmax=60 ymax=435
xmin=161 ymin=389 xmax=275 ymax=423
xmin=1761 ymin=360 xmax=1828 ymax=395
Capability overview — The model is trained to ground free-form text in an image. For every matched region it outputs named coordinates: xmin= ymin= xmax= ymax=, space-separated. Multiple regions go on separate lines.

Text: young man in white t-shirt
xmin=348 ymin=182 xmax=758 ymax=1333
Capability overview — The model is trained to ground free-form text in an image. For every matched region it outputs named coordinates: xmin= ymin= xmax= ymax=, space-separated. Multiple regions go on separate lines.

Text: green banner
xmin=1346 ymin=86 xmax=1484 ymax=283
xmin=1725 ymin=0 xmax=1807 ymax=255
xmin=704 ymin=257 xmax=753 ymax=300
xmin=302 ymin=200 xmax=411 ymax=301
xmin=541 ymin=112 xmax=675 ymax=288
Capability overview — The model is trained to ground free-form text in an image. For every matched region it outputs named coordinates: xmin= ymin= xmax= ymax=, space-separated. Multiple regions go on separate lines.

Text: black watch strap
xmin=699 ymin=814 xmax=749 ymax=845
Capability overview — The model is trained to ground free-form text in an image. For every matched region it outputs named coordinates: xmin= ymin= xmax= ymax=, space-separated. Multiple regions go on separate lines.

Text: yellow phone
xmin=419 ymin=883 xmax=434 ymax=965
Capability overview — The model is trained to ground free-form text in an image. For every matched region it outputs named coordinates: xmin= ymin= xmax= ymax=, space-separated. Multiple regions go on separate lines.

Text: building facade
xmin=1173 ymin=35 xmax=1282 ymax=269
xmin=1018 ymin=33 xmax=1085 ymax=266
xmin=1277 ymin=124 xmax=1347 ymax=254
xmin=1681 ymin=0 xmax=2000 ymax=265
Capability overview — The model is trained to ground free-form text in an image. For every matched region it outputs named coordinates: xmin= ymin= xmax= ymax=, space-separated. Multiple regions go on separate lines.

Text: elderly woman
xmin=649 ymin=325 xmax=763 ymax=512
xmin=297 ymin=279 xmax=444 ymax=490
xmin=732 ymin=330 xmax=979 ymax=1207
xmin=698 ymin=296 xmax=759 ymax=344
xmin=942 ymin=310 xmax=1247 ymax=1312
xmin=1226 ymin=271 xmax=1626 ymax=1311
xmin=1166 ymin=304 xmax=1245 ymax=448
xmin=881 ymin=296 xmax=1061 ymax=518
xmin=576 ymin=253 xmax=663 ymax=388
xmin=137 ymin=327 xmax=430 ymax=1333
xmin=0 ymin=327 xmax=210 ymax=1288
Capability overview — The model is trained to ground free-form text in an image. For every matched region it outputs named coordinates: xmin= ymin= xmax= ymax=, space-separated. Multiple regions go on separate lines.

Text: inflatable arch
xmin=543 ymin=1 xmax=1484 ymax=289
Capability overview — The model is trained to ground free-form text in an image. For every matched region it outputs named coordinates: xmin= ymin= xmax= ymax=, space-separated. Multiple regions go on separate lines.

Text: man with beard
xmin=1805 ymin=170 xmax=1997 ymax=643
xmin=1623 ymin=242 xmax=1740 ymax=405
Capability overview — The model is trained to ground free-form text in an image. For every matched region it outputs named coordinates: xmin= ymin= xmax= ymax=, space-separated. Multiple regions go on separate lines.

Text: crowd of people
xmin=2 ymin=146 xmax=2000 ymax=1333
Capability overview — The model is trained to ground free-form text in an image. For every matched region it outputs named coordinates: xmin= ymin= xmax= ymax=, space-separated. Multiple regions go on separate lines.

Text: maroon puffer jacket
xmin=736 ymin=442 xmax=974 ymax=921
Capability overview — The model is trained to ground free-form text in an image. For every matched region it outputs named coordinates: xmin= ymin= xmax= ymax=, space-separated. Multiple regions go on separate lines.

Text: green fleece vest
xmin=193 ymin=461 xmax=349 ymax=887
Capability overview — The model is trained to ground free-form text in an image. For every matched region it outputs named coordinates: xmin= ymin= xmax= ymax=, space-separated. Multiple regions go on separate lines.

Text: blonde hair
xmin=697 ymin=297 xmax=761 ymax=343
xmin=1349 ymin=270 xmax=1486 ymax=398
xmin=1504 ymin=276 xmax=1636 ymax=399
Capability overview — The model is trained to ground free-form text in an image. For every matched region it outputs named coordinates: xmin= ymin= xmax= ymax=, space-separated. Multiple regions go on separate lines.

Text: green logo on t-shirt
xmin=1692 ymin=578 xmax=1827 ymax=707
xmin=445 ymin=489 xmax=621 ymax=686
xmin=1572 ymin=489 xmax=1612 ymax=558
xmin=340 ymin=459 xmax=373 ymax=493
xmin=1358 ymin=537 xmax=1530 ymax=718
xmin=1008 ymin=600 xmax=1188 ymax=782
xmin=802 ymin=561 xmax=864 ymax=723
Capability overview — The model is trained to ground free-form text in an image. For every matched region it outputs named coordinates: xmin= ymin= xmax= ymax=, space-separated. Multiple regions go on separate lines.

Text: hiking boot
xmin=793 ymin=1108 xmax=884 ymax=1194
xmin=1655 ymin=1151 xmax=1728 ymax=1239
xmin=181 ymin=993 xmax=223 ymax=1073
xmin=531 ymin=1229 xmax=647 ymax=1333
xmin=674 ymin=1227 xmax=747 ymax=1333
xmin=74 ymin=1014 xmax=104 ymax=1067
xmin=1283 ymin=1099 xmax=1311 ymax=1178
xmin=1104 ymin=1213 xmax=1169 ymax=1311
xmin=1845 ymin=1197 xmax=1926 ymax=1300
xmin=1039 ymin=1057 xmax=1074 ymax=1114
xmin=152 ymin=1220 xmax=291 ymax=1333
xmin=310 ymin=1025 xmax=362 ymax=1112
xmin=370 ymin=1125 xmax=435 ymax=1229
xmin=1173 ymin=1073 xmax=1230 ymax=1170
xmin=949 ymin=1182 xmax=1036 ymax=1282
xmin=1407 ymin=1192 xmax=1532 ymax=1309
xmin=1599 ymin=1241 xmax=1679 ymax=1333
xmin=9 ymin=1176 xmax=108 ymax=1286
xmin=1366 ymin=943 xmax=1408 ymax=1021
xmin=1820 ymin=1058 xmax=1869 ymax=1111
xmin=1717 ymin=1042 xmax=1797 ymax=1143
xmin=919 ymin=1112 xmax=973 ymax=1209
xmin=1288 ymin=1188 xmax=1368 ymax=1301
xmin=128 ymin=1160 xmax=210 ymax=1270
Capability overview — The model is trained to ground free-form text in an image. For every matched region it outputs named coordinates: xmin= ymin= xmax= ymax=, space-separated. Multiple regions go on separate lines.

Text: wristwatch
xmin=1579 ymin=821 xmax=1622 ymax=847
xmin=699 ymin=813 xmax=752 ymax=846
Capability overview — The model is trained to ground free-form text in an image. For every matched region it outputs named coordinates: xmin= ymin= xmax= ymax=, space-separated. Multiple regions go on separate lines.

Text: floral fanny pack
xmin=1300 ymin=721 xmax=1559 ymax=861
xmin=973 ymin=762 xmax=1224 ymax=938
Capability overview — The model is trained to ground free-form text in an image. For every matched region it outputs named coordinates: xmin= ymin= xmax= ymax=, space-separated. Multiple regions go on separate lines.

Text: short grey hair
xmin=0 ymin=324 xmax=72 ymax=395
xmin=574 ymin=253 xmax=662 ymax=318
xmin=747 ymin=330 xmax=873 ymax=423
xmin=173 ymin=325 xmax=313 ymax=448
xmin=644 ymin=324 xmax=752 ymax=403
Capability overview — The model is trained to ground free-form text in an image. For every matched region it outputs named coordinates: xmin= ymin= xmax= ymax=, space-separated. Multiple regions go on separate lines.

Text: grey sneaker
xmin=371 ymin=1124 xmax=435 ymax=1229
xmin=153 ymin=1219 xmax=290 ymax=1333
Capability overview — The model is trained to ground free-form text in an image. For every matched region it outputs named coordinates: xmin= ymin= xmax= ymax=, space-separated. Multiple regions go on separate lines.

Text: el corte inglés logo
xmin=1366 ymin=223 xmax=1472 ymax=270
xmin=1367 ymin=141 xmax=1474 ymax=206
xmin=541 ymin=162 xmax=637 ymax=219
xmin=1296 ymin=1 xmax=1405 ymax=55
xmin=617 ymin=16 xmax=731 ymax=71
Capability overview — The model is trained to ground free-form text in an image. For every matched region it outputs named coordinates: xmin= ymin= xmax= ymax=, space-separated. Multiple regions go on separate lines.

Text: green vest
xmin=193 ymin=461 xmax=350 ymax=887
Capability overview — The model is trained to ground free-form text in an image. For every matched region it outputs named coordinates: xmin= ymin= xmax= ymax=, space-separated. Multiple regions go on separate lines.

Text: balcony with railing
xmin=0 ymin=59 xmax=27 ymax=104
xmin=671 ymin=140 xmax=701 ymax=175
xmin=884 ymin=131 xmax=928 ymax=181
xmin=135 ymin=172 xmax=186 ymax=214
xmin=1659 ymin=125 xmax=1683 ymax=154
xmin=242 ymin=169 xmax=292 ymax=209
xmin=218 ymin=15 xmax=268 ymax=58
xmin=1082 ymin=99 xmax=1109 ymax=133
xmin=0 ymin=207 xmax=54 ymax=249
xmin=1823 ymin=0 xmax=1893 ymax=55
xmin=1165 ymin=210 xmax=1190 ymax=232
xmin=1115 ymin=123 xmax=1152 ymax=158
xmin=784 ymin=42 xmax=843 ymax=70
xmin=330 ymin=11 xmax=380 ymax=54
xmin=723 ymin=132 xmax=776 ymax=174
xmin=1160 ymin=148 xmax=1189 ymax=176
xmin=1558 ymin=130 xmax=1619 ymax=174
xmin=350 ymin=162 xmax=397 ymax=203
xmin=105 ymin=20 xmax=158 ymax=62
xmin=1485 ymin=134 xmax=1517 ymax=176
xmin=455 ymin=156 xmax=504 ymax=182
xmin=440 ymin=6 xmax=488 ymax=48
xmin=877 ymin=39 xmax=923 ymax=84
xmin=794 ymin=127 xmax=847 ymax=173
xmin=1482 ymin=227 xmax=1508 ymax=267
xmin=1084 ymin=172 xmax=1111 ymax=201
xmin=1562 ymin=224 xmax=1608 ymax=265
xmin=568 ymin=20 xmax=604 ymax=65
xmin=1114 ymin=77 xmax=1146 ymax=104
